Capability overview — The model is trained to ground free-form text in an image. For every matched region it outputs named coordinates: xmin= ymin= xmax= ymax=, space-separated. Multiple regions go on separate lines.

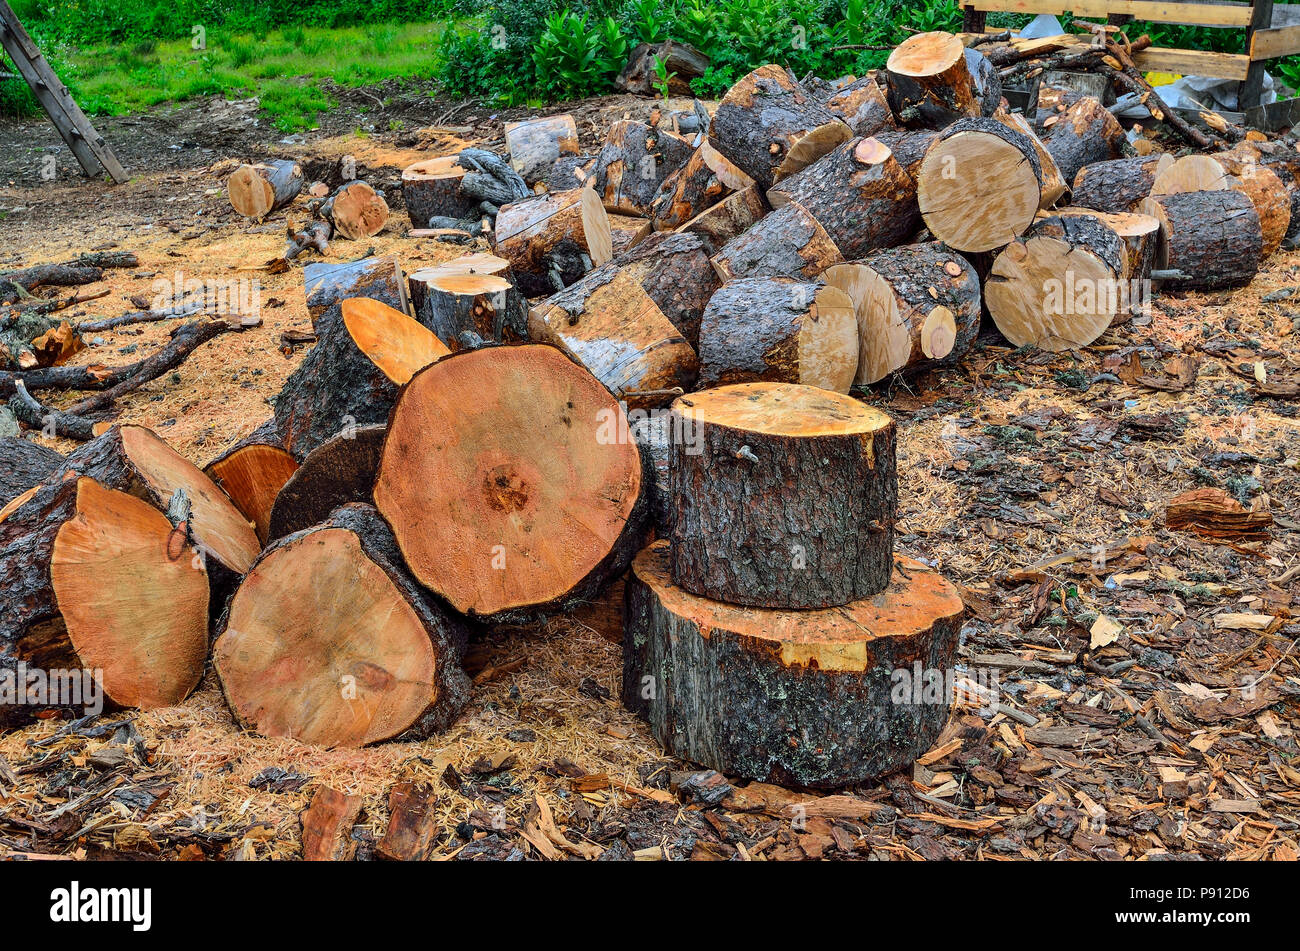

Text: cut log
xmin=823 ymin=242 xmax=981 ymax=385
xmin=1138 ymin=190 xmax=1262 ymax=291
xmin=505 ymin=115 xmax=580 ymax=183
xmin=768 ymin=136 xmax=920 ymax=258
xmin=916 ymin=116 xmax=1042 ymax=252
xmin=317 ymin=181 xmax=389 ymax=240
xmin=676 ymin=185 xmax=768 ymax=249
xmin=649 ymin=140 xmax=752 ymax=232
xmin=697 ymin=277 xmax=858 ymax=393
xmin=408 ymin=252 xmax=528 ymax=351
xmin=994 ymin=109 xmax=1068 ymax=209
xmin=1151 ymin=154 xmax=1231 ymax=196
xmin=1048 ymin=208 xmax=1160 ymax=285
xmin=228 ymin=160 xmax=305 ymax=218
xmin=342 ymin=297 xmax=450 ymax=385
xmin=300 ymin=787 xmax=363 ymax=861
xmin=1212 ymin=154 xmax=1291 ymax=258
xmin=0 ymin=436 xmax=62 ymax=506
xmin=964 ymin=46 xmax=1004 ymax=116
xmin=537 ymin=154 xmax=596 ymax=192
xmin=622 ymin=540 xmax=964 ymax=788
xmin=203 ymin=419 xmax=298 ymax=544
xmin=616 ymin=41 xmax=710 ymax=96
xmin=1071 ymin=154 xmax=1174 ymax=213
xmin=707 ymin=64 xmax=852 ymax=191
xmin=493 ymin=187 xmax=613 ymax=297
xmin=823 ymin=76 xmax=896 ymax=137
xmin=213 ymin=504 xmax=471 ymax=747
xmin=1225 ymin=140 xmax=1300 ymax=246
xmin=668 ymin=382 xmax=897 ymax=608
xmin=985 ymin=213 xmax=1128 ymax=350
xmin=402 ymin=156 xmax=479 ymax=227
xmin=267 ymin=424 xmax=387 ymax=542
xmin=629 ymin=412 xmax=671 ymax=538
xmin=1039 ymin=94 xmax=1125 ymax=184
xmin=609 ymin=213 xmax=652 ymax=255
xmin=0 ymin=477 xmax=209 ymax=727
xmin=372 ymin=345 xmax=647 ymax=624
xmin=611 ymin=231 xmax=720 ymax=349
xmin=873 ymin=128 xmax=942 ymax=183
xmin=885 ymin=31 xmax=981 ymax=128
xmin=709 ymin=200 xmax=842 ymax=281
xmin=592 ymin=119 xmax=694 ymax=217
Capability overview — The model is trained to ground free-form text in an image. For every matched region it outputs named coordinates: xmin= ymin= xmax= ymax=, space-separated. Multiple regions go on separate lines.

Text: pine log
xmin=341 ymin=297 xmax=450 ymax=385
xmin=317 ymin=181 xmax=390 ymax=240
xmin=228 ymin=160 xmax=305 ymax=219
xmin=267 ymin=424 xmax=387 ymax=542
xmin=1071 ymin=154 xmax=1174 ymax=213
xmin=592 ymin=119 xmax=694 ymax=217
xmin=372 ymin=345 xmax=648 ymax=624
xmin=709 ymin=200 xmax=842 ymax=281
xmin=885 ymin=31 xmax=982 ymax=128
xmin=823 ymin=242 xmax=981 ymax=385
xmin=612 ymin=231 xmax=720 ymax=349
xmin=402 ymin=156 xmax=479 ymax=227
xmin=668 ymin=383 xmax=896 ymax=608
xmin=493 ymin=187 xmax=613 ymax=297
xmin=697 ymin=277 xmax=858 ymax=393
xmin=203 ymin=419 xmax=298 ymax=544
xmin=649 ymin=140 xmax=752 ymax=232
xmin=1213 ymin=154 xmax=1291 ymax=258
xmin=505 ymin=115 xmax=580 ymax=183
xmin=824 ymin=76 xmax=896 ymax=137
xmin=872 ymin=128 xmax=942 ymax=183
xmin=629 ymin=412 xmax=671 ymax=538
xmin=1048 ymin=208 xmax=1159 ymax=285
xmin=622 ymin=540 xmax=964 ymax=788
xmin=964 ymin=46 xmax=1004 ymax=116
xmin=0 ymin=477 xmax=209 ymax=727
xmin=608 ymin=213 xmax=653 ymax=255
xmin=538 ymin=154 xmax=596 ymax=192
xmin=1225 ymin=140 xmax=1300 ymax=245
xmin=675 ymin=185 xmax=768 ymax=249
xmin=994 ymin=109 xmax=1068 ymax=208
xmin=213 ymin=503 xmax=471 ymax=747
xmin=408 ymin=254 xmax=528 ymax=351
xmin=0 ymin=436 xmax=62 ymax=506
xmin=768 ymin=136 xmax=919 ymax=258
xmin=1138 ymin=190 xmax=1262 ymax=291
xmin=1039 ymin=95 xmax=1125 ymax=184
xmin=707 ymin=65 xmax=852 ymax=191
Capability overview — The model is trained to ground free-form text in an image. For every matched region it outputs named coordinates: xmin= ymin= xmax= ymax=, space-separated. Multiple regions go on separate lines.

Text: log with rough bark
xmin=283 ymin=221 xmax=331 ymax=261
xmin=1225 ymin=140 xmax=1300 ymax=246
xmin=697 ymin=277 xmax=858 ymax=393
xmin=0 ymin=436 xmax=62 ymax=506
xmin=768 ymin=136 xmax=919 ymax=258
xmin=401 ymin=156 xmax=480 ymax=227
xmin=709 ymin=200 xmax=842 ymax=281
xmin=1071 ymin=154 xmax=1174 ymax=213
xmin=629 ymin=412 xmax=671 ymax=538
xmin=994 ymin=109 xmax=1067 ymax=209
xmin=316 ymin=180 xmax=389 ymax=239
xmin=622 ymin=540 xmax=964 ymax=788
xmin=675 ymin=185 xmax=768 ymax=249
xmin=505 ymin=115 xmax=580 ymax=183
xmin=823 ymin=76 xmax=896 ymax=137
xmin=668 ymin=382 xmax=897 ymax=608
xmin=0 ymin=477 xmax=209 ymax=728
xmin=0 ymin=252 xmax=136 ymax=305
xmin=372 ymin=345 xmax=647 ymax=624
xmin=823 ymin=242 xmax=981 ymax=385
xmin=871 ymin=128 xmax=941 ymax=183
xmin=538 ymin=154 xmax=596 ymax=192
xmin=203 ymin=419 xmax=298 ymax=544
xmin=1212 ymin=154 xmax=1291 ymax=258
xmin=616 ymin=41 xmax=710 ymax=96
xmin=916 ymin=116 xmax=1042 ymax=252
xmin=885 ymin=31 xmax=982 ymax=128
xmin=213 ymin=503 xmax=471 ymax=747
xmin=267 ymin=424 xmax=387 ymax=542
xmin=493 ymin=187 xmax=613 ymax=297
xmin=342 ymin=297 xmax=450 ymax=385
xmin=228 ymin=159 xmax=305 ymax=219
xmin=408 ymin=254 xmax=528 ymax=351
xmin=1039 ymin=94 xmax=1125 ymax=184
xmin=1138 ymin=190 xmax=1262 ymax=291
xmin=707 ymin=65 xmax=852 ymax=191
xmin=986 ymin=213 xmax=1128 ymax=350
xmin=592 ymin=120 xmax=694 ymax=217
xmin=611 ymin=231 xmax=720 ymax=349
xmin=1048 ymin=208 xmax=1160 ymax=286
xmin=649 ymin=140 xmax=752 ymax=232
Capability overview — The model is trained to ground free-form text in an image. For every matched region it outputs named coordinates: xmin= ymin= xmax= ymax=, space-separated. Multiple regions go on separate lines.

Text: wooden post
xmin=1240 ymin=0 xmax=1274 ymax=110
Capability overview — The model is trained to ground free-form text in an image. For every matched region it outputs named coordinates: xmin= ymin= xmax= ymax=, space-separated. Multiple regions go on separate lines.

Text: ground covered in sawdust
xmin=1 ymin=91 xmax=1298 ymax=861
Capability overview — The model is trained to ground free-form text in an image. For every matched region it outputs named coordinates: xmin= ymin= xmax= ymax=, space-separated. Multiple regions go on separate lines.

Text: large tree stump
xmin=916 ymin=116 xmax=1042 ymax=252
xmin=885 ymin=31 xmax=982 ymax=128
xmin=228 ymin=160 xmax=305 ymax=218
xmin=402 ymin=156 xmax=479 ymax=227
xmin=823 ymin=76 xmax=896 ymax=137
xmin=493 ymin=187 xmax=613 ymax=297
xmin=616 ymin=41 xmax=710 ymax=95
xmin=768 ymin=136 xmax=919 ymax=258
xmin=823 ymin=242 xmax=981 ymax=385
xmin=408 ymin=252 xmax=528 ymax=351
xmin=676 ymin=185 xmax=768 ymax=249
xmin=1214 ymin=153 xmax=1291 ymax=258
xmin=697 ymin=277 xmax=858 ymax=393
xmin=1138 ymin=190 xmax=1262 ymax=291
xmin=611 ymin=231 xmax=720 ymax=349
xmin=316 ymin=180 xmax=390 ymax=239
xmin=203 ymin=419 xmax=298 ymax=544
xmin=0 ymin=477 xmax=209 ymax=727
xmin=0 ymin=436 xmax=62 ymax=506
xmin=372 ymin=345 xmax=647 ymax=624
xmin=668 ymin=382 xmax=897 ymax=608
xmin=622 ymin=540 xmax=964 ymax=788
xmin=592 ymin=119 xmax=694 ymax=217
xmin=709 ymin=201 xmax=842 ymax=281
xmin=649 ymin=140 xmax=752 ymax=232
xmin=986 ymin=213 xmax=1128 ymax=350
xmin=994 ymin=109 xmax=1068 ymax=209
xmin=213 ymin=504 xmax=471 ymax=747
xmin=505 ymin=115 xmax=580 ymax=183
xmin=708 ymin=65 xmax=852 ymax=191
xmin=1039 ymin=95 xmax=1125 ymax=184
xmin=342 ymin=298 xmax=450 ymax=385
xmin=1071 ymin=154 xmax=1174 ymax=213
xmin=267 ymin=424 xmax=387 ymax=542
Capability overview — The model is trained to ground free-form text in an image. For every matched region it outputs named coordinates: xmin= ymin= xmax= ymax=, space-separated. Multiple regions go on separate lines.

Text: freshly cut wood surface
xmin=228 ymin=160 xmax=304 ymax=218
xmin=318 ymin=180 xmax=389 ymax=239
xmin=994 ymin=109 xmax=1068 ymax=209
xmin=203 ymin=419 xmax=298 ymax=544
xmin=611 ymin=231 xmax=720 ymax=348
xmin=1047 ymin=208 xmax=1160 ymax=284
xmin=342 ymin=297 xmax=450 ymax=385
xmin=408 ymin=252 xmax=528 ymax=351
xmin=1213 ymin=153 xmax=1291 ymax=257
xmin=401 ymin=156 xmax=478 ymax=227
xmin=1151 ymin=154 xmax=1231 ymax=196
xmin=268 ymin=424 xmax=387 ymax=542
xmin=885 ymin=31 xmax=979 ymax=128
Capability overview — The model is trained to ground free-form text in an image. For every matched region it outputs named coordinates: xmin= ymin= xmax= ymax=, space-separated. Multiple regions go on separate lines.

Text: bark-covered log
xmin=697 ymin=277 xmax=858 ymax=393
xmin=885 ymin=31 xmax=982 ymax=128
xmin=213 ymin=503 xmax=471 ymax=747
xmin=823 ymin=241 xmax=981 ymax=384
xmin=267 ymin=424 xmax=387 ymax=542
xmin=768 ymin=136 xmax=920 ymax=258
xmin=616 ymin=41 xmax=710 ymax=96
xmin=228 ymin=160 xmax=305 ymax=218
xmin=872 ymin=128 xmax=941 ymax=182
xmin=0 ymin=436 xmax=62 ymax=506
xmin=709 ymin=200 xmax=842 ymax=281
xmin=1039 ymin=95 xmax=1125 ymax=184
xmin=611 ymin=231 xmax=720 ymax=349
xmin=1049 ymin=208 xmax=1160 ymax=286
xmin=504 ymin=115 xmax=580 ymax=183
xmin=203 ymin=418 xmax=298 ymax=544
xmin=592 ymin=119 xmax=694 ymax=217
xmin=316 ymin=180 xmax=390 ymax=239
xmin=1214 ymin=153 xmax=1292 ymax=258
xmin=1138 ymin=190 xmax=1262 ymax=291
xmin=1071 ymin=154 xmax=1174 ymax=213
xmin=994 ymin=109 xmax=1067 ymax=209
xmin=622 ymin=540 xmax=964 ymax=788
xmin=675 ymin=185 xmax=769 ymax=249
xmin=668 ymin=382 xmax=897 ymax=608
xmin=402 ymin=156 xmax=480 ymax=227
xmin=823 ymin=76 xmax=896 ymax=137
xmin=341 ymin=297 xmax=450 ymax=385
xmin=537 ymin=154 xmax=596 ymax=192
xmin=0 ymin=477 xmax=209 ymax=728
xmin=649 ymin=140 xmax=753 ymax=232
xmin=408 ymin=253 xmax=528 ymax=351
xmin=1226 ymin=139 xmax=1300 ymax=246
xmin=629 ymin=412 xmax=671 ymax=538
xmin=707 ymin=64 xmax=852 ymax=191
xmin=493 ymin=187 xmax=613 ymax=297
xmin=372 ymin=345 xmax=648 ymax=625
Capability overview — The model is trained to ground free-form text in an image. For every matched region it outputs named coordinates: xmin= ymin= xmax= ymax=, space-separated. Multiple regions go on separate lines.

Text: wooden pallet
xmin=961 ymin=1 xmax=1300 ymax=107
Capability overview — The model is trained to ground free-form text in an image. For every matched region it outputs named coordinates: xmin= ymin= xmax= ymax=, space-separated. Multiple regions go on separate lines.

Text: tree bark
xmin=493 ymin=187 xmax=613 ymax=297
xmin=649 ymin=140 xmax=752 ymax=232
xmin=1138 ymin=190 xmax=1262 ymax=291
xmin=675 ymin=185 xmax=768 ymax=249
xmin=823 ymin=76 xmax=896 ymax=137
xmin=709 ymin=200 xmax=842 ymax=281
xmin=612 ymin=230 xmax=720 ymax=349
xmin=1215 ymin=153 xmax=1291 ymax=258
xmin=885 ymin=31 xmax=981 ymax=128
xmin=1225 ymin=139 xmax=1300 ymax=246
xmin=537 ymin=154 xmax=596 ymax=193
xmin=872 ymin=128 xmax=941 ymax=182
xmin=1039 ymin=94 xmax=1125 ymax=184
xmin=1071 ymin=154 xmax=1174 ymax=213
xmin=203 ymin=418 xmax=298 ymax=544
xmin=0 ymin=436 xmax=62 ymax=506
xmin=402 ymin=156 xmax=480 ymax=227
xmin=267 ymin=424 xmax=387 ymax=542
xmin=228 ymin=160 xmax=304 ymax=218
xmin=592 ymin=119 xmax=694 ymax=216
xmin=316 ymin=180 xmax=390 ymax=239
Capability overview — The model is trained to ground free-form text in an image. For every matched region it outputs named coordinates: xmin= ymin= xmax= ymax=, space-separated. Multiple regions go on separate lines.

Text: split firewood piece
xmin=623 ymin=540 xmax=964 ymax=788
xmin=872 ymin=128 xmax=940 ymax=183
xmin=697 ymin=277 xmax=858 ymax=393
xmin=1071 ymin=154 xmax=1174 ymax=213
xmin=668 ymin=382 xmax=897 ymax=607
xmin=528 ymin=267 xmax=698 ymax=410
xmin=315 ymin=180 xmax=389 ymax=239
xmin=505 ymin=114 xmax=580 ymax=183
xmin=823 ymin=241 xmax=980 ymax=385
xmin=707 ymin=64 xmax=852 ymax=191
xmin=994 ymin=109 xmax=1068 ymax=209
xmin=1138 ymin=190 xmax=1262 ymax=291
xmin=675 ymin=185 xmax=768 ymax=249
xmin=276 ymin=255 xmax=409 ymax=460
xmin=408 ymin=253 xmax=528 ymax=351
xmin=609 ymin=214 xmax=652 ymax=255
xmin=709 ymin=200 xmax=842 ymax=281
xmin=611 ymin=231 xmax=720 ymax=349
xmin=214 ymin=504 xmax=471 ymax=748
xmin=1047 ymin=208 xmax=1160 ymax=285
xmin=885 ymin=31 xmax=983 ymax=128
xmin=228 ymin=159 xmax=305 ymax=218
xmin=203 ymin=419 xmax=298 ymax=544
xmin=493 ymin=187 xmax=613 ymax=297
xmin=1226 ymin=140 xmax=1300 ymax=245
xmin=538 ymin=154 xmax=596 ymax=192
xmin=0 ymin=477 xmax=209 ymax=727
xmin=372 ymin=345 xmax=647 ymax=624
xmin=649 ymin=140 xmax=753 ymax=231
xmin=1039 ymin=95 xmax=1125 ymax=184
xmin=0 ymin=436 xmax=62 ymax=506
xmin=916 ymin=116 xmax=1042 ymax=252
xmin=342 ymin=298 xmax=450 ymax=385
xmin=402 ymin=156 xmax=480 ymax=228
xmin=267 ymin=424 xmax=387 ymax=542
xmin=300 ymin=787 xmax=363 ymax=861
xmin=377 ymin=783 xmax=441 ymax=861
xmin=1214 ymin=153 xmax=1291 ymax=258
xmin=1166 ymin=487 xmax=1272 ymax=540
xmin=768 ymin=136 xmax=919 ymax=258
xmin=592 ymin=119 xmax=694 ymax=217
xmin=986 ymin=213 xmax=1128 ymax=350
xmin=823 ymin=76 xmax=896 ymax=137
